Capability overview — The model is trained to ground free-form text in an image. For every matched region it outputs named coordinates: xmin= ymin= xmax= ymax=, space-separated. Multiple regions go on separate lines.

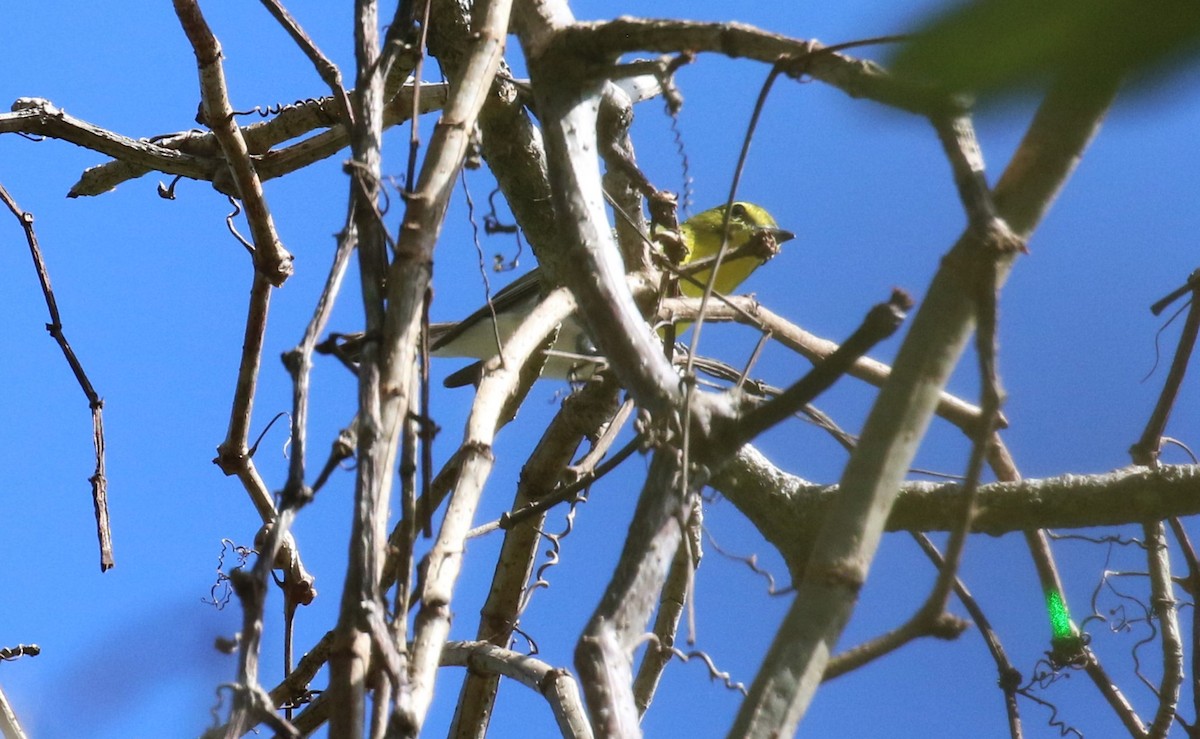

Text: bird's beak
xmin=767 ymin=227 xmax=796 ymax=244
xmin=743 ymin=226 xmax=795 ymax=262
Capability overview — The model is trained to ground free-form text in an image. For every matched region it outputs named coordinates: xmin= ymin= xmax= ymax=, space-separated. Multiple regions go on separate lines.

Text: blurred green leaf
xmin=893 ymin=0 xmax=1200 ymax=95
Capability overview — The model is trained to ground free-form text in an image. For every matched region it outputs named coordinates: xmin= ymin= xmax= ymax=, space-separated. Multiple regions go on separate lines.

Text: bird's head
xmin=684 ymin=201 xmax=795 ymax=261
xmin=674 ymin=202 xmax=795 ymax=296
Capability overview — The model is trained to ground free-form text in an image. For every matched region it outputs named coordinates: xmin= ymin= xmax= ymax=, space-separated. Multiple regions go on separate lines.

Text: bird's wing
xmin=430 ymin=269 xmax=543 ymax=352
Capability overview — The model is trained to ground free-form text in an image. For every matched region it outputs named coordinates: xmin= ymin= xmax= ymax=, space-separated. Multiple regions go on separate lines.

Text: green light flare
xmin=1046 ymin=588 xmax=1075 ymax=642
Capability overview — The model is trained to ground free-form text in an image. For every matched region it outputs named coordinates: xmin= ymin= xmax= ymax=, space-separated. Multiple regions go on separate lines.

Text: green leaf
xmin=892 ymin=0 xmax=1200 ymax=95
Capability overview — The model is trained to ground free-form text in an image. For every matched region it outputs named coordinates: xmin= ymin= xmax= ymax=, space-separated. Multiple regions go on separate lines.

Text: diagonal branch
xmin=0 ymin=685 xmax=29 ymax=739
xmin=402 ymin=286 xmax=575 ymax=734
xmin=2 ymin=98 xmax=216 ymax=184
xmin=734 ymin=290 xmax=911 ymax=443
xmin=0 ymin=184 xmax=114 ymax=571
xmin=56 ymin=83 xmax=448 ymax=197
xmin=731 ymin=69 xmax=1120 ymax=736
xmin=659 ymin=296 xmax=998 ymax=435
xmin=173 ymin=0 xmax=294 ymax=286
xmin=258 ymin=0 xmax=355 ymax=126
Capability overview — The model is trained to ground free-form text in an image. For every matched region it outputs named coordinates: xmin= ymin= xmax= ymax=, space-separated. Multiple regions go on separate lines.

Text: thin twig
xmin=659 ymin=295 xmax=999 ymax=435
xmin=735 ymin=290 xmax=912 ymax=443
xmin=279 ymin=211 xmax=356 ymax=506
xmin=912 ymin=534 xmax=1025 ymax=739
xmin=258 ymin=0 xmax=354 ymax=126
xmin=0 ymin=184 xmax=113 ymax=571
xmin=405 ymin=0 xmax=433 ymax=192
xmin=1082 ymin=654 xmax=1148 ymax=737
xmin=1131 ymin=281 xmax=1200 ymax=466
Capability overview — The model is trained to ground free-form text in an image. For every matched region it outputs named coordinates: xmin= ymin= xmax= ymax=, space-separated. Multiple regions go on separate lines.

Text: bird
xmin=318 ymin=202 xmax=794 ymax=387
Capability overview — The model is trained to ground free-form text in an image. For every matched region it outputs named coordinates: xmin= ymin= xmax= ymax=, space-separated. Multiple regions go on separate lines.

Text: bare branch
xmin=280 ymin=213 xmax=356 ymax=506
xmin=731 ymin=66 xmax=1118 ymax=735
xmin=551 ymin=19 xmax=956 ymax=115
xmin=405 ymin=286 xmax=575 ymax=733
xmin=1131 ymin=280 xmax=1200 ymax=466
xmin=909 ymin=534 xmax=1025 ymax=737
xmin=1145 ymin=522 xmax=1183 ymax=738
xmin=442 ymin=641 xmax=594 ymax=739
xmin=451 ymin=377 xmax=621 ymax=738
xmin=61 ymin=83 xmax=448 ymax=197
xmin=2 ymin=98 xmax=216 ymax=184
xmin=719 ymin=449 xmax=1200 ymax=556
xmin=0 ymin=685 xmax=29 ymax=739
xmin=258 ymin=0 xmax=355 ymax=126
xmin=632 ymin=517 xmax=695 ymax=715
xmin=659 ymin=296 xmax=998 ymax=435
xmin=735 ymin=290 xmax=911 ymax=443
xmin=173 ymin=0 xmax=294 ymax=286
xmin=518 ymin=2 xmax=686 ymax=419
xmin=0 ymin=184 xmax=113 ymax=571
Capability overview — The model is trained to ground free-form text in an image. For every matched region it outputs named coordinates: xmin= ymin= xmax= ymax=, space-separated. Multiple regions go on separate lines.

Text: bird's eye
xmin=730 ymin=202 xmax=748 ymax=221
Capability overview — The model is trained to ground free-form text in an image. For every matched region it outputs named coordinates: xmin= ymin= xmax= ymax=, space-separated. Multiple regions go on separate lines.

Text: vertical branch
xmin=632 ymin=507 xmax=697 ymax=715
xmin=1144 ymin=521 xmax=1182 ymax=739
xmin=215 ymin=274 xmax=276 ymax=517
xmin=987 ymin=444 xmax=1081 ymax=649
xmin=404 ymin=0 xmax=433 ymax=192
xmin=329 ymin=0 xmax=390 ymax=734
xmin=1125 ymin=260 xmax=1198 ymax=738
xmin=333 ymin=0 xmax=519 ymax=734
xmin=89 ymin=402 xmax=111 ymax=570
xmin=281 ymin=215 xmax=357 ymax=504
xmin=224 ymin=565 xmax=297 ymax=737
xmin=574 ymin=451 xmax=689 ymax=737
xmin=450 ymin=378 xmax=621 ymax=738
xmin=389 ymin=359 xmax=422 ymax=671
xmin=173 ymin=0 xmax=292 ymax=534
xmin=398 ymin=288 xmax=574 ymax=736
xmin=1167 ymin=517 xmax=1200 ymax=730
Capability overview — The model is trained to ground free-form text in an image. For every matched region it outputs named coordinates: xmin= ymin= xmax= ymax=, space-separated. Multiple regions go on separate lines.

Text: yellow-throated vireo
xmin=322 ymin=202 xmax=793 ymax=386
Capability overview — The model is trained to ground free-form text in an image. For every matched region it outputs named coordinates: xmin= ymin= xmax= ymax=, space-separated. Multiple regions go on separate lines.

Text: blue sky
xmin=4 ymin=2 xmax=1200 ymax=737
